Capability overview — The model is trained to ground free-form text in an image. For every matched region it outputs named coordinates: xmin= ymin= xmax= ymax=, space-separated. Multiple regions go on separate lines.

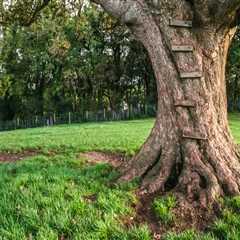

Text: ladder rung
xmin=182 ymin=132 xmax=207 ymax=140
xmin=151 ymin=10 xmax=161 ymax=15
xmin=169 ymin=20 xmax=192 ymax=28
xmin=174 ymin=100 xmax=195 ymax=108
xmin=171 ymin=45 xmax=193 ymax=52
xmin=180 ymin=72 xmax=202 ymax=79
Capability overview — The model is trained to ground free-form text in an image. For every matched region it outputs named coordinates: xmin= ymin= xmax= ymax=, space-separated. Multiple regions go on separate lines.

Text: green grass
xmin=153 ymin=195 xmax=176 ymax=224
xmin=0 ymin=119 xmax=154 ymax=154
xmin=0 ymin=154 xmax=151 ymax=239
xmin=229 ymin=112 xmax=240 ymax=143
xmin=0 ymin=114 xmax=238 ymax=154
xmin=163 ymin=230 xmax=215 ymax=240
xmin=0 ymin=115 xmax=239 ymax=239
xmin=164 ymin=196 xmax=240 ymax=240
xmin=0 ymin=119 xmax=155 ymax=239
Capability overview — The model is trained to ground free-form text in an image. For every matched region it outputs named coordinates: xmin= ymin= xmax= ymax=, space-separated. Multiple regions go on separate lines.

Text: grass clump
xmin=211 ymin=196 xmax=240 ymax=240
xmin=224 ymin=196 xmax=240 ymax=211
xmin=163 ymin=196 xmax=240 ymax=240
xmin=163 ymin=230 xmax=215 ymax=240
xmin=153 ymin=195 xmax=176 ymax=224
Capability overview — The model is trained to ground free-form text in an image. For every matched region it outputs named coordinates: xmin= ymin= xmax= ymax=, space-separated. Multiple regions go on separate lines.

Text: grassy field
xmin=229 ymin=113 xmax=240 ymax=143
xmin=0 ymin=114 xmax=239 ymax=240
xmin=0 ymin=119 xmax=154 ymax=154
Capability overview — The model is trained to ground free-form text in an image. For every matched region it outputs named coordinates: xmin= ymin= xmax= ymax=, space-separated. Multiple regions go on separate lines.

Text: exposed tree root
xmin=131 ymin=190 xmax=220 ymax=240
xmin=119 ymin=119 xmax=163 ymax=182
xmin=141 ymin=145 xmax=179 ymax=194
xmin=119 ymin=130 xmax=240 ymax=207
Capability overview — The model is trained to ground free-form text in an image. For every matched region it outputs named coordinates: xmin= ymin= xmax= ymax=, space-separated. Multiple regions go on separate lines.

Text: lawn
xmin=0 ymin=114 xmax=239 ymax=240
xmin=229 ymin=112 xmax=240 ymax=143
xmin=0 ymin=119 xmax=154 ymax=154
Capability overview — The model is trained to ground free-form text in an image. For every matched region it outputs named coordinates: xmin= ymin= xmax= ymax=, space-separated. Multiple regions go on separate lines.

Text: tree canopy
xmin=0 ymin=1 xmax=156 ymax=120
xmin=0 ymin=0 xmax=239 ymax=121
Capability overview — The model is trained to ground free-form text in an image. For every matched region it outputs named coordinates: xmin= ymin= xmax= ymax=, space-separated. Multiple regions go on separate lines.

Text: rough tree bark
xmin=92 ymin=0 xmax=240 ymax=205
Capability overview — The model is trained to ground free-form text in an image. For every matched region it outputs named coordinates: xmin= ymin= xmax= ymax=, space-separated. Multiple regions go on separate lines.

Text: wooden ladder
xmin=170 ymin=19 xmax=207 ymax=141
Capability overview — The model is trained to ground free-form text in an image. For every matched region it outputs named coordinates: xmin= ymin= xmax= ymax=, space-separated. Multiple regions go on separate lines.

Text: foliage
xmin=227 ymin=30 xmax=240 ymax=112
xmin=0 ymin=2 xmax=156 ymax=121
xmin=0 ymin=0 xmax=239 ymax=121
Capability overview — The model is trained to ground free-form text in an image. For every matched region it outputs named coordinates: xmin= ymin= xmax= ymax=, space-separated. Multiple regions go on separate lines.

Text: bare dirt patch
xmin=0 ymin=150 xmax=39 ymax=163
xmin=79 ymin=151 xmax=127 ymax=168
xmin=83 ymin=194 xmax=98 ymax=203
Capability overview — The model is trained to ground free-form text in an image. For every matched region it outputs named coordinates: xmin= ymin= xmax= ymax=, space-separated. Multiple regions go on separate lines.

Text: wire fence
xmin=0 ymin=105 xmax=157 ymax=132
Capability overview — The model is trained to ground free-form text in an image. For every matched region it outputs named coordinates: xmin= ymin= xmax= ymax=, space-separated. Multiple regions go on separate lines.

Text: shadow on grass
xmin=0 ymin=154 xmax=151 ymax=240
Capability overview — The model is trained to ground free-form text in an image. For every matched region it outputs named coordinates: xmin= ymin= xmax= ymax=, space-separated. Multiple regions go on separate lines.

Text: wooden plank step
xmin=151 ymin=9 xmax=161 ymax=15
xmin=182 ymin=131 xmax=207 ymax=140
xmin=169 ymin=20 xmax=192 ymax=28
xmin=171 ymin=45 xmax=193 ymax=52
xmin=174 ymin=100 xmax=195 ymax=108
xmin=180 ymin=72 xmax=202 ymax=79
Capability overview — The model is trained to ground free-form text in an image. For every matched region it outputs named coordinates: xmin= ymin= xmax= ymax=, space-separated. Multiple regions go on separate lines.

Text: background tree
xmin=0 ymin=1 xmax=156 ymax=120
xmin=227 ymin=30 xmax=240 ymax=112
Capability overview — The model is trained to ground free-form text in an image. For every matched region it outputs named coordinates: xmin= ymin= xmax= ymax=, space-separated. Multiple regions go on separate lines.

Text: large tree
xmin=2 ymin=0 xmax=240 ymax=205
xmin=91 ymin=0 xmax=240 ymax=205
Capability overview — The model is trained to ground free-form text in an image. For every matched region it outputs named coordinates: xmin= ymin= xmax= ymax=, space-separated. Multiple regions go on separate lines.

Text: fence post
xmin=17 ymin=118 xmax=20 ymax=128
xmin=68 ymin=112 xmax=71 ymax=124
xmin=103 ymin=109 xmax=106 ymax=121
xmin=145 ymin=104 xmax=148 ymax=115
xmin=46 ymin=118 xmax=50 ymax=127
xmin=35 ymin=116 xmax=38 ymax=126
xmin=53 ymin=113 xmax=56 ymax=124
xmin=128 ymin=106 xmax=131 ymax=119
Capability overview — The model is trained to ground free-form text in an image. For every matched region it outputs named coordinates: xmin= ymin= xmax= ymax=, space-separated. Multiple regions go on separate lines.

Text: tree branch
xmin=212 ymin=0 xmax=240 ymax=20
xmin=23 ymin=0 xmax=51 ymax=26
xmin=0 ymin=0 xmax=51 ymax=26
xmin=193 ymin=0 xmax=240 ymax=26
xmin=90 ymin=0 xmax=142 ymax=25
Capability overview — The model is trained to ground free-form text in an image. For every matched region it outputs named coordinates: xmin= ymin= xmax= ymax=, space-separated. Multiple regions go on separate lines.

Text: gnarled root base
xmin=119 ymin=131 xmax=240 ymax=206
xmin=134 ymin=190 xmax=220 ymax=239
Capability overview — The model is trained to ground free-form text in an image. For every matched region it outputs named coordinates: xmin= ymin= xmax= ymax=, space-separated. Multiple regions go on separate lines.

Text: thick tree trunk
xmin=118 ymin=1 xmax=240 ymax=204
xmin=92 ymin=0 xmax=240 ymax=205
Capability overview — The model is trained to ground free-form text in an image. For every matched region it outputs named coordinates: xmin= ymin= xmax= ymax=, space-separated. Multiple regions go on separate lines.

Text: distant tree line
xmin=0 ymin=1 xmax=239 ymax=121
xmin=0 ymin=2 xmax=156 ymax=121
xmin=227 ymin=30 xmax=240 ymax=112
